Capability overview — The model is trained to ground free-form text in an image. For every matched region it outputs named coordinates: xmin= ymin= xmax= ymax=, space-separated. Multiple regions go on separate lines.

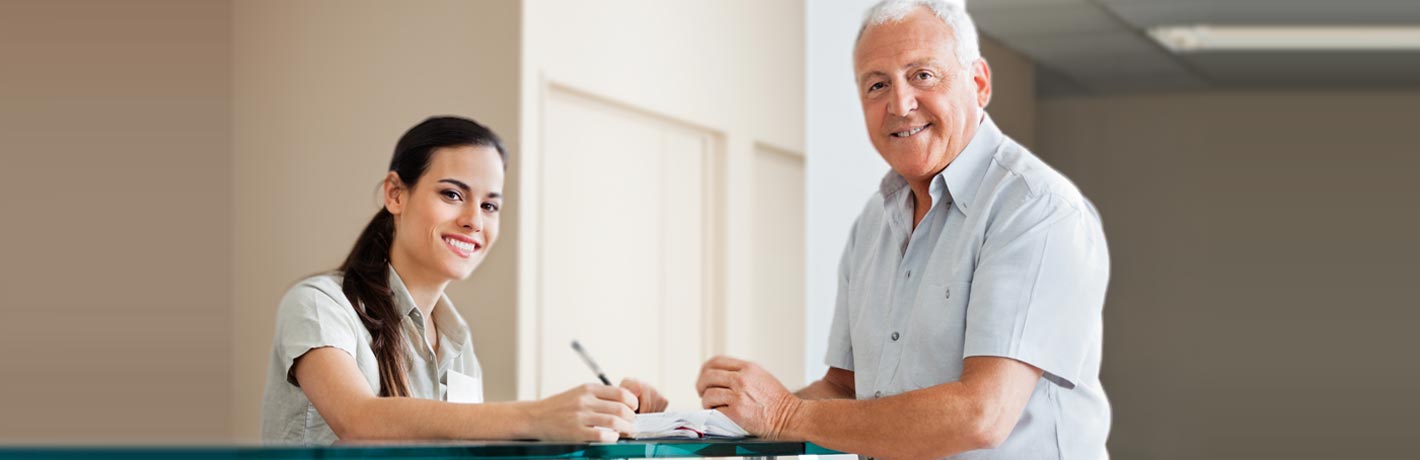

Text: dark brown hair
xmin=339 ymin=116 xmax=506 ymax=397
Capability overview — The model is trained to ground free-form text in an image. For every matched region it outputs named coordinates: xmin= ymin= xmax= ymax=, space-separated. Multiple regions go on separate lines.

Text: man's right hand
xmin=527 ymin=383 xmax=639 ymax=442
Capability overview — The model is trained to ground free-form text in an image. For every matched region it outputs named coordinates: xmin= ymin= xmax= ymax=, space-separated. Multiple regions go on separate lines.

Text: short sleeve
xmin=962 ymin=193 xmax=1109 ymax=389
xmin=272 ymin=283 xmax=362 ymax=386
xmin=824 ymin=218 xmax=859 ymax=372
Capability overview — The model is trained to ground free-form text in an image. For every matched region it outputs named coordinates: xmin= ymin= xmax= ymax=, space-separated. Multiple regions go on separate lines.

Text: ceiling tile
xmin=972 ymin=3 xmax=1122 ymax=36
xmin=1100 ymin=0 xmax=1420 ymax=28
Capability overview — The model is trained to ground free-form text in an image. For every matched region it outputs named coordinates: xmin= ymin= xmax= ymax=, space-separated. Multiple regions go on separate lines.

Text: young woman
xmin=261 ymin=116 xmax=667 ymax=444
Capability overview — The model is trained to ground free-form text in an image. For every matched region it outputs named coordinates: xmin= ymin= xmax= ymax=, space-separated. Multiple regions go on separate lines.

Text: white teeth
xmin=445 ymin=237 xmax=476 ymax=252
xmin=893 ymin=125 xmax=927 ymax=138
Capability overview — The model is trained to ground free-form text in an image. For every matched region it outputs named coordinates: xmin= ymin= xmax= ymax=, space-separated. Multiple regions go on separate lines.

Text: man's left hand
xmin=695 ymin=355 xmax=801 ymax=439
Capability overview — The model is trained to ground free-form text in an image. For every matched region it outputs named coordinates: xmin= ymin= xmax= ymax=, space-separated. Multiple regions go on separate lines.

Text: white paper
xmin=631 ymin=410 xmax=749 ymax=439
xmin=447 ymin=370 xmax=483 ymax=404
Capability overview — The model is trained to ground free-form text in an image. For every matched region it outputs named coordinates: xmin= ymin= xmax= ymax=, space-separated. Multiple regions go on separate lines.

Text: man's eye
xmin=481 ymin=202 xmax=500 ymax=212
xmin=442 ymin=190 xmax=463 ymax=201
xmin=868 ymin=82 xmax=885 ymax=92
xmin=915 ymin=71 xmax=933 ymax=80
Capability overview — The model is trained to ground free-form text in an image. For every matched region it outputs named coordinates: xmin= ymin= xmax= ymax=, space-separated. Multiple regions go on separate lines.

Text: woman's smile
xmin=442 ymin=233 xmax=481 ymax=259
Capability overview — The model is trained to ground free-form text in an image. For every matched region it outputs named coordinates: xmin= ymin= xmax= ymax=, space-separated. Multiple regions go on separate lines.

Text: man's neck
xmin=908 ymin=180 xmax=933 ymax=231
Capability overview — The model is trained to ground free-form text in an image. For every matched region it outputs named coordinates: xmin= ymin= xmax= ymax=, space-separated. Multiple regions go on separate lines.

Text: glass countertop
xmin=0 ymin=439 xmax=845 ymax=459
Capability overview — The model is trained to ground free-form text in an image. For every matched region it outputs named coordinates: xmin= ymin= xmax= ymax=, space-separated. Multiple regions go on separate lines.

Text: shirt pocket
xmin=902 ymin=280 xmax=972 ymax=390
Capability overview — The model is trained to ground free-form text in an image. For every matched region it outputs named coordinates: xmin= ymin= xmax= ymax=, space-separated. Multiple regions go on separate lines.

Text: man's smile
xmin=891 ymin=123 xmax=932 ymax=138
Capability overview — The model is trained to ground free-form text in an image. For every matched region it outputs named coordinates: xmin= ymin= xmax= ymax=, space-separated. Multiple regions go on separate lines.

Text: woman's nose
xmin=463 ymin=210 xmax=484 ymax=233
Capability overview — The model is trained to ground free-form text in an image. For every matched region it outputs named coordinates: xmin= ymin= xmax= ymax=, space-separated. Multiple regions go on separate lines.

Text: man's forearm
xmin=780 ymin=383 xmax=995 ymax=459
xmin=794 ymin=379 xmax=853 ymax=400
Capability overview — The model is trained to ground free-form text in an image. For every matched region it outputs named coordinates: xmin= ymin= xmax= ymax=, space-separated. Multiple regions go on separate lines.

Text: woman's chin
xmin=446 ymin=261 xmax=481 ymax=281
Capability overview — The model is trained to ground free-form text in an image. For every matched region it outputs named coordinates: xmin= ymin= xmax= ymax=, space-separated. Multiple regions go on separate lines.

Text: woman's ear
xmin=382 ymin=171 xmax=406 ymax=216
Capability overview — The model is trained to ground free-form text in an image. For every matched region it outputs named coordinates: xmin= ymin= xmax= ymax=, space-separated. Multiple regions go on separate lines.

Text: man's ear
xmin=382 ymin=171 xmax=406 ymax=216
xmin=973 ymin=58 xmax=993 ymax=109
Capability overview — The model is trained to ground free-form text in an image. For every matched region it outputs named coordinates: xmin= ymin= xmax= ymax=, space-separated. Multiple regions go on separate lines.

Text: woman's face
xmin=386 ymin=145 xmax=504 ymax=283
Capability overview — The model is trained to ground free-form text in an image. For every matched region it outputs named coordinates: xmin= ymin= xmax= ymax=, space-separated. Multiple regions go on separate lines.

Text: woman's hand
xmin=526 ymin=383 xmax=639 ymax=442
xmin=619 ymin=378 xmax=669 ymax=413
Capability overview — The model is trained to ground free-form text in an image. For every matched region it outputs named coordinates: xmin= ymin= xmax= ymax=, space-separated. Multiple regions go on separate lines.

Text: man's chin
xmin=887 ymin=161 xmax=942 ymax=180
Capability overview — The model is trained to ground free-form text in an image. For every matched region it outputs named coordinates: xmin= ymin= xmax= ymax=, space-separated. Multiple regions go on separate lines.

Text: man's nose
xmin=888 ymin=84 xmax=916 ymax=117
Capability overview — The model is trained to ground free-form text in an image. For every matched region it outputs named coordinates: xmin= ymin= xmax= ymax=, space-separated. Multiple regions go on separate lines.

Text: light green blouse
xmin=260 ymin=266 xmax=483 ymax=445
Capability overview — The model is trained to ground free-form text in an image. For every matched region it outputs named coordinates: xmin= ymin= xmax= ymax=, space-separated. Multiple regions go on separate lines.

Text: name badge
xmin=447 ymin=370 xmax=483 ymax=404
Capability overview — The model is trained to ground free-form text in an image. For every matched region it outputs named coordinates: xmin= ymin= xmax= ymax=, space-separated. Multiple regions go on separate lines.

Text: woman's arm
xmin=294 ymin=347 xmax=636 ymax=442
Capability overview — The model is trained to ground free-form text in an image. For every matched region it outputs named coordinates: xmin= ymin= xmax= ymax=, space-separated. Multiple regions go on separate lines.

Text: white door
xmin=537 ymin=86 xmax=718 ymax=409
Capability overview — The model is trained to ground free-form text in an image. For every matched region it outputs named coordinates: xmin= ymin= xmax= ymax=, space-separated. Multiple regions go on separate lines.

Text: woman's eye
xmin=481 ymin=202 xmax=500 ymax=212
xmin=442 ymin=190 xmax=463 ymax=201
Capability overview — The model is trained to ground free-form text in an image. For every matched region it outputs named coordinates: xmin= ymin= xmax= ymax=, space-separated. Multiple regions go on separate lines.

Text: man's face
xmin=854 ymin=7 xmax=991 ymax=184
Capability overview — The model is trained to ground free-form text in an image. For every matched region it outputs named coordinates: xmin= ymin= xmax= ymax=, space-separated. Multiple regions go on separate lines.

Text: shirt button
xmin=891 ymin=331 xmax=900 ymax=341
xmin=945 ymin=288 xmax=951 ymax=299
xmin=906 ymin=270 xmax=912 ymax=278
xmin=874 ymin=390 xmax=883 ymax=398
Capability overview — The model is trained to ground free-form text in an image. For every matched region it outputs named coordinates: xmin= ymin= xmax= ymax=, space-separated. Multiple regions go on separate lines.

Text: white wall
xmin=519 ymin=0 xmax=807 ymax=396
xmin=803 ymin=0 xmax=1037 ymax=383
xmin=804 ymin=0 xmax=883 ymax=384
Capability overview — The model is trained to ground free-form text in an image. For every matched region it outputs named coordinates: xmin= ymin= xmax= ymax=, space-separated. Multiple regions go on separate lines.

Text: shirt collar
xmin=876 ymin=113 xmax=1003 ymax=217
xmin=387 ymin=265 xmax=471 ymax=350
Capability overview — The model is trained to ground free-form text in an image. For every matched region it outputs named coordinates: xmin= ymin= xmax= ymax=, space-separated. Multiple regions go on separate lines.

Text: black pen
xmin=570 ymin=340 xmax=613 ymax=386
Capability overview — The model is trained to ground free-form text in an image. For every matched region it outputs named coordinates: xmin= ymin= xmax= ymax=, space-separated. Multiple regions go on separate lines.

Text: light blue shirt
xmin=826 ymin=115 xmax=1111 ymax=459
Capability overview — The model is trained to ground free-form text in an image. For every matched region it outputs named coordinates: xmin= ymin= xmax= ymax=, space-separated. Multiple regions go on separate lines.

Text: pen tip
xmin=571 ymin=340 xmax=582 ymax=351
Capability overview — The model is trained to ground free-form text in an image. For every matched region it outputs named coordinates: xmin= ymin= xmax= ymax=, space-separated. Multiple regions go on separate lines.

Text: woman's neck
xmin=388 ymin=251 xmax=449 ymax=319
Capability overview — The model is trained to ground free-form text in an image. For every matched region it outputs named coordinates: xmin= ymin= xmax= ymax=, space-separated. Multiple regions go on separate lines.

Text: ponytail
xmin=338 ymin=208 xmax=411 ymax=397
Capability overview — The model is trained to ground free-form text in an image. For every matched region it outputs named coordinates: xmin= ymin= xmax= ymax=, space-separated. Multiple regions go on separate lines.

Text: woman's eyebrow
xmin=440 ymin=178 xmax=501 ymax=200
xmin=438 ymin=179 xmax=470 ymax=193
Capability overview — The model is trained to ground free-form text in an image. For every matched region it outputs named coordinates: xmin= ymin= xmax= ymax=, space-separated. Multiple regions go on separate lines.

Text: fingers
xmin=695 ymin=368 xmax=738 ymax=394
xmin=621 ymin=378 xmax=669 ymax=413
xmin=585 ymin=383 xmax=639 ymax=412
xmin=700 ymin=387 xmax=734 ymax=409
xmin=700 ymin=355 xmax=747 ymax=372
xmin=582 ymin=412 xmax=634 ymax=435
xmin=617 ymin=379 xmax=646 ymax=412
xmin=618 ymin=377 xmax=643 ymax=392
xmin=643 ymin=391 xmax=669 ymax=413
xmin=579 ymin=427 xmax=620 ymax=443
xmin=587 ymin=396 xmax=638 ymax=421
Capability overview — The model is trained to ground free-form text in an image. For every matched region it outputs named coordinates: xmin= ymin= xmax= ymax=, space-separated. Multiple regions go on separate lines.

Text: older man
xmin=695 ymin=0 xmax=1110 ymax=458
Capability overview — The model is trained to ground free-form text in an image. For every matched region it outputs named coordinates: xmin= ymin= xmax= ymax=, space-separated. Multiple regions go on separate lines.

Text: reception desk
xmin=1 ymin=439 xmax=845 ymax=459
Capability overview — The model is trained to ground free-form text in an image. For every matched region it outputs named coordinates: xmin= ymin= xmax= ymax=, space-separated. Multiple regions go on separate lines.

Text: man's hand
xmin=618 ymin=378 xmax=669 ymax=413
xmin=695 ymin=355 xmax=802 ymax=439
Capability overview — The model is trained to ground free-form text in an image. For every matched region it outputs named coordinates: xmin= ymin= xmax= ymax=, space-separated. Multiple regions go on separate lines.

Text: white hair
xmin=857 ymin=0 xmax=981 ymax=66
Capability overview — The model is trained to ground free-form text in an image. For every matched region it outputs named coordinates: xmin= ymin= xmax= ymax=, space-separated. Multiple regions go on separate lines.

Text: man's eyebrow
xmin=857 ymin=59 xmax=946 ymax=85
xmin=857 ymin=70 xmax=888 ymax=85
xmin=486 ymin=192 xmax=502 ymax=200
xmin=903 ymin=59 xmax=942 ymax=70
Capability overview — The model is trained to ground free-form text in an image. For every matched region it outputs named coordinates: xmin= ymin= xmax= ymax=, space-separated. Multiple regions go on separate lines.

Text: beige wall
xmin=0 ymin=0 xmax=232 ymax=442
xmin=979 ymin=36 xmax=1036 ymax=148
xmin=1038 ymin=92 xmax=1420 ymax=459
xmin=230 ymin=0 xmax=521 ymax=441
